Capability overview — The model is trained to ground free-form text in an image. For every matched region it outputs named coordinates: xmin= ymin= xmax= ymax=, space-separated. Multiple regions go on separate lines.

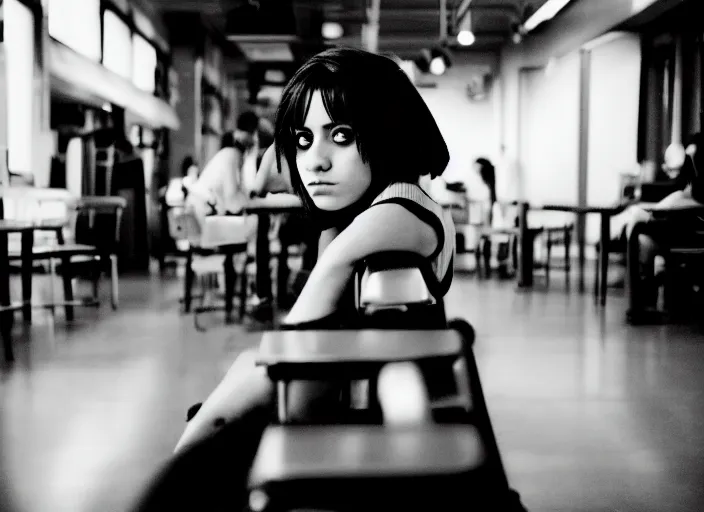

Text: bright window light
xmin=103 ymin=10 xmax=133 ymax=80
xmin=523 ymin=0 xmax=572 ymax=32
xmin=48 ymin=0 xmax=101 ymax=61
xmin=5 ymin=0 xmax=35 ymax=174
xmin=132 ymin=34 xmax=157 ymax=92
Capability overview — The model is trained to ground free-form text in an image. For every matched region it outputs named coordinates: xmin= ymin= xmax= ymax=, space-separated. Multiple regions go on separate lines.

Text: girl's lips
xmin=309 ymin=184 xmax=336 ymax=196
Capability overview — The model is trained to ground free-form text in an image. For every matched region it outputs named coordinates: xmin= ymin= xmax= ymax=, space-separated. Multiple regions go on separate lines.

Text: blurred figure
xmin=164 ymin=156 xmax=199 ymax=207
xmin=626 ymin=132 xmax=704 ymax=323
xmin=185 ymin=112 xmax=258 ymax=229
xmin=474 ymin=157 xmax=512 ymax=277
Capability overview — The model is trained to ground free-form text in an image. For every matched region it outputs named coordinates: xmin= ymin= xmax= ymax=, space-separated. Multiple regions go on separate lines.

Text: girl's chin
xmin=311 ymin=197 xmax=354 ymax=211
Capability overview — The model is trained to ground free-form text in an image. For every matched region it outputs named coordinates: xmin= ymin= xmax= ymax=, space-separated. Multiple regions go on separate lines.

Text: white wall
xmin=497 ymin=0 xmax=683 ymax=245
xmin=586 ymin=33 xmax=642 ymax=242
xmin=418 ymin=53 xmax=499 ymax=200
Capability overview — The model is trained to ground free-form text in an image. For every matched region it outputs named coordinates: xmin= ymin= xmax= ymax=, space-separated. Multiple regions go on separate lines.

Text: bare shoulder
xmin=325 ymin=202 xmax=438 ymax=265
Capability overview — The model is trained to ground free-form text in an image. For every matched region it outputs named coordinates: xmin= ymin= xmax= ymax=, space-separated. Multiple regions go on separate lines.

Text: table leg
xmin=223 ymin=251 xmax=235 ymax=320
xmin=255 ymin=214 xmax=272 ymax=300
xmin=21 ymin=230 xmax=34 ymax=323
xmin=517 ymin=203 xmax=533 ymax=288
xmin=1 ymin=232 xmax=14 ymax=362
xmin=183 ymin=248 xmax=194 ymax=312
xmin=577 ymin=213 xmax=586 ymax=293
xmin=599 ymin=214 xmax=610 ymax=307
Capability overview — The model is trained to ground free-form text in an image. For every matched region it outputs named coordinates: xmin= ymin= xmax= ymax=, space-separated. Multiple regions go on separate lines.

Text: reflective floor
xmin=1 ymin=266 xmax=703 ymax=512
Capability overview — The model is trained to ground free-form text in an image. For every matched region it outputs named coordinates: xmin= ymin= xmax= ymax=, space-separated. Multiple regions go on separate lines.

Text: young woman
xmin=132 ymin=47 xmax=456 ymax=511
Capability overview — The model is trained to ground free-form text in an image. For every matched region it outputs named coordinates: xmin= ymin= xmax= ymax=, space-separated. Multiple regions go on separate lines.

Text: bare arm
xmin=284 ymin=203 xmax=438 ymax=324
xmin=251 ymin=145 xmax=293 ymax=197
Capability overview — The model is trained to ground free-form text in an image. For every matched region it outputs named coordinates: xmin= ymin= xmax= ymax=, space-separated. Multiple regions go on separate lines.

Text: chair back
xmin=355 ymin=251 xmax=446 ymax=329
xmin=73 ymin=196 xmax=127 ymax=253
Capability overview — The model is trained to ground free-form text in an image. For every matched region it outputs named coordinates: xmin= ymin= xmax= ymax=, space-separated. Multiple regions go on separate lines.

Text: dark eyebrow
xmin=295 ymin=122 xmax=350 ymax=131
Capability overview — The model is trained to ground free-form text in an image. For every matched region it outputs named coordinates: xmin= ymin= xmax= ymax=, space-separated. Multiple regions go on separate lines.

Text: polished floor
xmin=1 ymin=263 xmax=703 ymax=512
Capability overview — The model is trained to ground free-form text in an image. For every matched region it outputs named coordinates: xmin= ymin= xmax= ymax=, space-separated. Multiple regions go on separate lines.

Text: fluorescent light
xmin=523 ymin=0 xmax=572 ymax=32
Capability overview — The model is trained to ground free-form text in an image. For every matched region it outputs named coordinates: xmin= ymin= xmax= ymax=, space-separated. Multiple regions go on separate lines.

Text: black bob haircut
xmin=274 ymin=47 xmax=449 ymax=222
xmin=237 ymin=111 xmax=259 ymax=134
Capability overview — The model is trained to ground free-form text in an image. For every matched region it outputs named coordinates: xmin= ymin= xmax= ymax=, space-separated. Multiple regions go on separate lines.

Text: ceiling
xmin=146 ymin=0 xmax=553 ymax=82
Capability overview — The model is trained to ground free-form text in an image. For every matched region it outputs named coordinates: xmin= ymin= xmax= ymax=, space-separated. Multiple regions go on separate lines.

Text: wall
xmin=586 ymin=33 xmax=641 ymax=242
xmin=498 ymin=0 xmax=683 ymax=244
xmin=419 ymin=51 xmax=500 ymax=199
xmin=500 ymin=0 xmax=684 ymax=176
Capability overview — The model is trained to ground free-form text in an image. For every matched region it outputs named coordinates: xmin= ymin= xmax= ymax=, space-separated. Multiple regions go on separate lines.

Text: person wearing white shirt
xmin=186 ymin=112 xmax=259 ymax=228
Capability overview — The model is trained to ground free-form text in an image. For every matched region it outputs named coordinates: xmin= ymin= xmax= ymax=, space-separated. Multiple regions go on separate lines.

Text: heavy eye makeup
xmin=294 ymin=124 xmax=355 ymax=150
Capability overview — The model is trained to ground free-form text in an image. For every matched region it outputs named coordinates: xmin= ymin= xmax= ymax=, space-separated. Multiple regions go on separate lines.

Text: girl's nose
xmin=304 ymin=141 xmax=332 ymax=173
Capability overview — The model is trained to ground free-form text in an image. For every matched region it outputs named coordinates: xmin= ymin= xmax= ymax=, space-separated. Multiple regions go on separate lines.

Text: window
xmin=132 ymin=34 xmax=157 ymax=93
xmin=5 ymin=0 xmax=35 ymax=174
xmin=102 ymin=9 xmax=132 ymax=79
xmin=48 ymin=0 xmax=101 ymax=61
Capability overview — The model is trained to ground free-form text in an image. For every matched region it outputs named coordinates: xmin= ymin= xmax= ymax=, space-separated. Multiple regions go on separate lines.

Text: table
xmin=1 ymin=219 xmax=69 ymax=362
xmin=539 ymin=202 xmax=630 ymax=306
xmin=243 ymin=194 xmax=304 ymax=304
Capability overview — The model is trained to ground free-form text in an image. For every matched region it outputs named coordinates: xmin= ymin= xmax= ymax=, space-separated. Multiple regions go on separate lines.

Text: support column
xmin=1 ymin=0 xmax=9 ymax=204
xmin=577 ymin=48 xmax=592 ymax=292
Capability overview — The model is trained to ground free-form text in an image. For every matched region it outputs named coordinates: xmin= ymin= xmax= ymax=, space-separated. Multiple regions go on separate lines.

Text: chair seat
xmin=249 ymin=424 xmax=484 ymax=485
xmin=247 ymin=424 xmax=487 ymax=511
xmin=9 ymin=243 xmax=99 ymax=260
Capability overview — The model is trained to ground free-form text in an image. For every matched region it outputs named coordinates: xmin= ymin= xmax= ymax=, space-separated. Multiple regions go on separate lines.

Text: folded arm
xmin=284 ymin=203 xmax=438 ymax=324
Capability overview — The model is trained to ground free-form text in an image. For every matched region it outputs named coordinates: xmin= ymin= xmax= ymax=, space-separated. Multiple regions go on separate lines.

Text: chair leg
xmin=565 ymin=227 xmax=572 ymax=287
xmin=184 ymin=249 xmax=194 ymax=313
xmin=475 ymin=239 xmax=483 ymax=278
xmin=239 ymin=258 xmax=248 ymax=321
xmin=61 ymin=257 xmax=75 ymax=321
xmin=545 ymin=233 xmax=552 ymax=287
xmin=110 ymin=255 xmax=119 ymax=310
xmin=91 ymin=256 xmax=102 ymax=305
xmin=594 ymin=243 xmax=600 ymax=300
xmin=48 ymin=258 xmax=57 ymax=318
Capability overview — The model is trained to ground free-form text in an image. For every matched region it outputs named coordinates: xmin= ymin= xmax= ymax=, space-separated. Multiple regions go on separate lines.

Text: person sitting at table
xmin=625 ymin=132 xmax=704 ymax=323
xmin=131 ymin=47 xmax=499 ymax=512
xmin=184 ymin=112 xmax=259 ymax=230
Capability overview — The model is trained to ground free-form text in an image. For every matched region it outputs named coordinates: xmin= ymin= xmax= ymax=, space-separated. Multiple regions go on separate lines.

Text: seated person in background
xmin=474 ymin=157 xmax=513 ymax=277
xmin=185 ymin=112 xmax=259 ymax=229
xmin=131 ymin=47 xmax=457 ymax=512
xmin=608 ymin=141 xmax=697 ymax=286
xmin=626 ymin=132 xmax=704 ymax=322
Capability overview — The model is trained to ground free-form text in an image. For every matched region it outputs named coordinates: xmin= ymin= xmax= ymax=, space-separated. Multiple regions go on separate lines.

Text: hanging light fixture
xmin=456 ymin=11 xmax=475 ymax=46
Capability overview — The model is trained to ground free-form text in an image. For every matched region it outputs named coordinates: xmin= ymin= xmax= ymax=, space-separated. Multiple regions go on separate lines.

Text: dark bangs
xmin=274 ymin=63 xmax=368 ymax=182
